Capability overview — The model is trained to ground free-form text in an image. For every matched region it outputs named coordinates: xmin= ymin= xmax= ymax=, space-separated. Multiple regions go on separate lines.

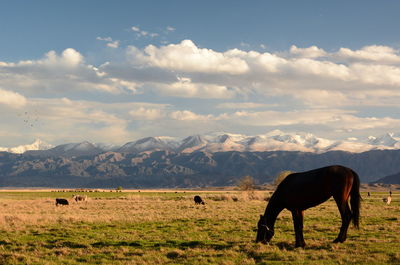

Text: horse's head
xmin=255 ymin=214 xmax=274 ymax=244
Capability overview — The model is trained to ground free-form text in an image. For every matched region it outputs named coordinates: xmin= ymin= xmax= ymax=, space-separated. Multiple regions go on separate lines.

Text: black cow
xmin=55 ymin=198 xmax=69 ymax=206
xmin=194 ymin=195 xmax=205 ymax=205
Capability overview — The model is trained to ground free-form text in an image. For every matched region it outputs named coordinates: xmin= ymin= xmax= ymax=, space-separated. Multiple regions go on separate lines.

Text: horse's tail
xmin=350 ymin=170 xmax=361 ymax=228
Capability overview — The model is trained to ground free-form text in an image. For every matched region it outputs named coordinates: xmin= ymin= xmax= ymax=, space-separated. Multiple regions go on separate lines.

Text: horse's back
xmin=275 ymin=165 xmax=355 ymax=210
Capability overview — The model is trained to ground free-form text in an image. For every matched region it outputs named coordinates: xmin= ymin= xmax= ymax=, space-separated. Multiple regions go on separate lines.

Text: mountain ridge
xmin=5 ymin=131 xmax=400 ymax=156
xmin=1 ymin=149 xmax=400 ymax=188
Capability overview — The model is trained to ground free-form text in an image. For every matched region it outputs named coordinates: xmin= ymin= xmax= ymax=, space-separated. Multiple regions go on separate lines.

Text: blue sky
xmin=1 ymin=1 xmax=400 ymax=146
xmin=3 ymin=1 xmax=400 ymax=59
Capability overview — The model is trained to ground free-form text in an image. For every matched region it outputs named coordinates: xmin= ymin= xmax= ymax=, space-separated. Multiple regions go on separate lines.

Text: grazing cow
xmin=72 ymin=194 xmax=88 ymax=202
xmin=55 ymin=198 xmax=69 ymax=206
xmin=383 ymin=196 xmax=392 ymax=205
xmin=194 ymin=195 xmax=205 ymax=205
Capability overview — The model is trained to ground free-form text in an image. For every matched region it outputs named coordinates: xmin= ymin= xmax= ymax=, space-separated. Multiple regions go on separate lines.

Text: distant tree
xmin=274 ymin=170 xmax=294 ymax=186
xmin=237 ymin=175 xmax=256 ymax=191
xmin=116 ymin=186 xmax=123 ymax=191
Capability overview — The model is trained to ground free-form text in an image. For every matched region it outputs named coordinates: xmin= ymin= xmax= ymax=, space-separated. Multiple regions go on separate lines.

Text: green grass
xmin=0 ymin=191 xmax=398 ymax=264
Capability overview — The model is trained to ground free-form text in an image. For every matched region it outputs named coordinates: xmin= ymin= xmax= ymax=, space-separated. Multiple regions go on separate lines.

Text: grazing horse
xmin=256 ymin=165 xmax=361 ymax=248
xmin=194 ymin=195 xmax=205 ymax=205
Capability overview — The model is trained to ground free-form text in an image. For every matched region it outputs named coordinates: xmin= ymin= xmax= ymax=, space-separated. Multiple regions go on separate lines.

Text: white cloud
xmin=96 ymin=37 xmax=112 ymax=42
xmin=131 ymin=26 xmax=158 ymax=38
xmin=350 ymin=63 xmax=400 ymax=86
xmin=128 ymin=40 xmax=249 ymax=74
xmin=0 ymin=48 xmax=139 ymax=95
xmin=107 ymin=41 xmax=119 ymax=48
xmin=158 ymin=76 xmax=235 ymax=98
xmin=289 ymin=89 xmax=349 ymax=107
xmin=0 ymin=97 xmax=132 ymax=145
xmin=166 ymin=26 xmax=175 ymax=32
xmin=290 ymin=45 xmax=327 ymax=58
xmin=213 ymin=109 xmax=400 ymax=135
xmin=42 ymin=48 xmax=83 ymax=67
xmin=97 ymin=37 xmax=120 ymax=48
xmin=216 ymin=102 xmax=275 ymax=109
xmin=2 ymin=41 xmax=400 ymax=146
xmin=129 ymin=107 xmax=165 ymax=120
xmin=169 ymin=110 xmax=212 ymax=121
xmin=336 ymin=45 xmax=400 ymax=63
xmin=290 ymin=58 xmax=351 ymax=80
xmin=63 ymin=48 xmax=84 ymax=65
xmin=121 ymin=41 xmax=400 ymax=107
xmin=0 ymin=88 xmax=27 ymax=108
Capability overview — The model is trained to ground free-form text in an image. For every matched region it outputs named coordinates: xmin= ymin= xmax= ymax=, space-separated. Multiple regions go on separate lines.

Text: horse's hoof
xmin=295 ymin=243 xmax=306 ymax=248
xmin=333 ymin=238 xmax=344 ymax=243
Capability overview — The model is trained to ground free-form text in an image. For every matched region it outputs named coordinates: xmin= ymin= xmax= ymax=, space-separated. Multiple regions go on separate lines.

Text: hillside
xmin=1 ymin=149 xmax=400 ymax=188
xmin=375 ymin=172 xmax=400 ymax=184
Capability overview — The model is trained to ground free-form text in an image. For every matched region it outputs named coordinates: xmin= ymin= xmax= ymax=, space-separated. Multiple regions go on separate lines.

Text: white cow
xmin=72 ymin=194 xmax=88 ymax=202
xmin=382 ymin=196 xmax=392 ymax=205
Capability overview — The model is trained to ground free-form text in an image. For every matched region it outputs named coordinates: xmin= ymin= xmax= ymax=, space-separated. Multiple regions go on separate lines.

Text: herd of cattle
xmin=55 ymin=190 xmax=393 ymax=207
xmin=55 ymin=194 xmax=205 ymax=206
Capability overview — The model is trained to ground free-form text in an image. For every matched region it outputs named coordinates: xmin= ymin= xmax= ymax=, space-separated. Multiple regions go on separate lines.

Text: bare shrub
xmin=206 ymin=194 xmax=230 ymax=201
xmin=237 ymin=175 xmax=256 ymax=191
xmin=240 ymin=191 xmax=270 ymax=201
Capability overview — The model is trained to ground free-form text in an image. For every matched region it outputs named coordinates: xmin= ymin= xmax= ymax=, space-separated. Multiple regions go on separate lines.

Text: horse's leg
xmin=333 ymin=198 xmax=352 ymax=243
xmin=291 ymin=209 xmax=306 ymax=248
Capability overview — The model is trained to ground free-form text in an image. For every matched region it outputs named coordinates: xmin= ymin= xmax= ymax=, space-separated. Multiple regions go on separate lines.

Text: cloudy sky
xmin=1 ymin=1 xmax=400 ymax=146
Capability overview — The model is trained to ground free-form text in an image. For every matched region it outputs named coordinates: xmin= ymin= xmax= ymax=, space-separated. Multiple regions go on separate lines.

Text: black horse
xmin=256 ymin=165 xmax=360 ymax=248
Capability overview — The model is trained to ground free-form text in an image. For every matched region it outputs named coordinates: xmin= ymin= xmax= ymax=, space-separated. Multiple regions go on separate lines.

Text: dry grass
xmin=0 ymin=191 xmax=269 ymax=230
xmin=204 ymin=191 xmax=272 ymax=202
xmin=0 ymin=191 xmax=399 ymax=264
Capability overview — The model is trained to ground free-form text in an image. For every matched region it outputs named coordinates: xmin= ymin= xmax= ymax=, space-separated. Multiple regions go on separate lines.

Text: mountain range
xmin=3 ymin=131 xmax=400 ymax=156
xmin=0 ymin=131 xmax=399 ymax=188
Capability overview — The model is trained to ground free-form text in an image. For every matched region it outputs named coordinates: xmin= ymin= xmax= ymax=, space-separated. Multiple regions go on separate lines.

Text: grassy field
xmin=0 ymin=189 xmax=398 ymax=264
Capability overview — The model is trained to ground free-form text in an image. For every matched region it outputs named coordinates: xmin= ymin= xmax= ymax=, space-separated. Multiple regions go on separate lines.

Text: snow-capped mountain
xmin=0 ymin=139 xmax=53 ymax=154
xmin=367 ymin=133 xmax=400 ymax=148
xmin=3 ymin=131 xmax=400 ymax=156
xmin=178 ymin=135 xmax=207 ymax=153
xmin=23 ymin=141 xmax=104 ymax=157
xmin=114 ymin=131 xmax=400 ymax=154
xmin=118 ymin=136 xmax=179 ymax=153
xmin=94 ymin=143 xmax=119 ymax=152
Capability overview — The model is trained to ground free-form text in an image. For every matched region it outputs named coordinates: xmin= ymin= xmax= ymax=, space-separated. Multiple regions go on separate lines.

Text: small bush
xmin=207 ymin=194 xmax=230 ymax=201
xmin=237 ymin=175 xmax=256 ymax=191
